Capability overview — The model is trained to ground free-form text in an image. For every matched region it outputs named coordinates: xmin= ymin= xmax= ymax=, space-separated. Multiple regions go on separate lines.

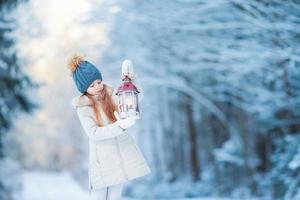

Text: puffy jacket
xmin=71 ymin=82 xmax=151 ymax=193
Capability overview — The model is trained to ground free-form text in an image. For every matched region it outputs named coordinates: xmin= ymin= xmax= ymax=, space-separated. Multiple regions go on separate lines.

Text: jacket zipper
xmin=88 ymin=164 xmax=93 ymax=194
xmin=94 ymin=150 xmax=110 ymax=189
xmin=115 ymin=137 xmax=129 ymax=180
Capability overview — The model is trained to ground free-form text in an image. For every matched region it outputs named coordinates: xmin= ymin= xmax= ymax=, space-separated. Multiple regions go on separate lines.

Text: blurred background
xmin=1 ymin=0 xmax=300 ymax=200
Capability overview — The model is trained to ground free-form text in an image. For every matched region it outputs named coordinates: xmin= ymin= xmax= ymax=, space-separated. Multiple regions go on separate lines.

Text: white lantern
xmin=116 ymin=76 xmax=140 ymax=119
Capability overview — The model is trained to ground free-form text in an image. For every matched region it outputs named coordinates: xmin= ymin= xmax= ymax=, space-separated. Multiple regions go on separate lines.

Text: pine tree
xmin=0 ymin=0 xmax=39 ymax=199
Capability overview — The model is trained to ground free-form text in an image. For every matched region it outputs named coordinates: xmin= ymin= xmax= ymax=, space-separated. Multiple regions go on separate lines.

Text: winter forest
xmin=1 ymin=0 xmax=300 ymax=200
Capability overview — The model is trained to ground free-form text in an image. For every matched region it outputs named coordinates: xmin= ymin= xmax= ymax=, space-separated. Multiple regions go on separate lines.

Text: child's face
xmin=87 ymin=79 xmax=104 ymax=95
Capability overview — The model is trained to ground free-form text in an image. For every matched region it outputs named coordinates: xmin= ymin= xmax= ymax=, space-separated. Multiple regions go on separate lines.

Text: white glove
xmin=114 ymin=111 xmax=139 ymax=130
xmin=118 ymin=116 xmax=138 ymax=129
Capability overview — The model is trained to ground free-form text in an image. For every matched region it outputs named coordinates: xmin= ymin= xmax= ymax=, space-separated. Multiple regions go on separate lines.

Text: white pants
xmin=90 ymin=183 xmax=124 ymax=200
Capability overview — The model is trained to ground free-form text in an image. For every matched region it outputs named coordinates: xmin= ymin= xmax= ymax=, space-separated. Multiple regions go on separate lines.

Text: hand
xmin=118 ymin=116 xmax=138 ymax=129
xmin=114 ymin=111 xmax=139 ymax=130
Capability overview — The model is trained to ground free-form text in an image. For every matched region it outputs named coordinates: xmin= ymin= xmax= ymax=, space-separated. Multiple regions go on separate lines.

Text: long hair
xmin=81 ymin=84 xmax=119 ymax=126
xmin=67 ymin=54 xmax=118 ymax=126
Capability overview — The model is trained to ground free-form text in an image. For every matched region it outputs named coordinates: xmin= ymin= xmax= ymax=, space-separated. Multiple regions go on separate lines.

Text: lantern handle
xmin=122 ymin=59 xmax=135 ymax=80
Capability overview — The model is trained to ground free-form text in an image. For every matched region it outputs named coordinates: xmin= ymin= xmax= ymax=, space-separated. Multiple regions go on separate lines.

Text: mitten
xmin=114 ymin=111 xmax=139 ymax=130
xmin=118 ymin=116 xmax=138 ymax=129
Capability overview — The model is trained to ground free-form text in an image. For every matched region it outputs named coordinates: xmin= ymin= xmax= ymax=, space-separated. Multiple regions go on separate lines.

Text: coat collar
xmin=71 ymin=94 xmax=92 ymax=108
xmin=71 ymin=82 xmax=115 ymax=108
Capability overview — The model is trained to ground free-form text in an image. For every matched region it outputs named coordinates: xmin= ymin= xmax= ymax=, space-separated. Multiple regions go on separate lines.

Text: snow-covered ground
xmin=20 ymin=171 xmax=90 ymax=200
xmin=20 ymin=171 xmax=250 ymax=200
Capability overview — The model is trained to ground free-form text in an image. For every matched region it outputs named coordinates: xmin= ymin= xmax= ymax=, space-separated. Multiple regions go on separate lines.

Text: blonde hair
xmin=82 ymin=85 xmax=119 ymax=126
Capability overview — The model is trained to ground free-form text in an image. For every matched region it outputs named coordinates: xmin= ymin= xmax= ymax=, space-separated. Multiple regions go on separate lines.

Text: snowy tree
xmin=0 ymin=0 xmax=39 ymax=199
xmin=98 ymin=0 xmax=300 ymax=198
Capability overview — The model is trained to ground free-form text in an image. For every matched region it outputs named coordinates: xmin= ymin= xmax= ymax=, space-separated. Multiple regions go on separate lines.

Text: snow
xmin=20 ymin=171 xmax=253 ymax=200
xmin=21 ymin=171 xmax=90 ymax=200
xmin=6 ymin=0 xmax=299 ymax=199
xmin=289 ymin=152 xmax=300 ymax=170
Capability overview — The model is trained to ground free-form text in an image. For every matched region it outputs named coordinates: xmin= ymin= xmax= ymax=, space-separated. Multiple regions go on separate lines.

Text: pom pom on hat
xmin=68 ymin=54 xmax=85 ymax=75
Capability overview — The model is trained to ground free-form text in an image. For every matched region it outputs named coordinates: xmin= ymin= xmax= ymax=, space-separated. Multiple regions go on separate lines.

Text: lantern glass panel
xmin=125 ymin=92 xmax=134 ymax=108
xmin=134 ymin=94 xmax=139 ymax=112
xmin=117 ymin=89 xmax=140 ymax=119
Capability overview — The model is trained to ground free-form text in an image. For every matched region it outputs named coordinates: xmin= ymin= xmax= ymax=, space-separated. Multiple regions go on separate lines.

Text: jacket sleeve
xmin=76 ymin=106 xmax=126 ymax=141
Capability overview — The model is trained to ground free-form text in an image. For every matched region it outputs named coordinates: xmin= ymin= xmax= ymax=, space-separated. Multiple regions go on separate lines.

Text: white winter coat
xmin=71 ymin=82 xmax=151 ymax=193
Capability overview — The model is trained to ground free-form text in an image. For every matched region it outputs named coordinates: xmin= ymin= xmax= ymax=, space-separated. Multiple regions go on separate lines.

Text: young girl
xmin=68 ymin=55 xmax=151 ymax=200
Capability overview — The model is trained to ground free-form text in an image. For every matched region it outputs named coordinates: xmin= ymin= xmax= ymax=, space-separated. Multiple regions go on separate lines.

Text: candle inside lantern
xmin=126 ymin=96 xmax=133 ymax=107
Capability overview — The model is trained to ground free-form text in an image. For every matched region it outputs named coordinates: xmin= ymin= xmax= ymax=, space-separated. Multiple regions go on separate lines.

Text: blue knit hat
xmin=72 ymin=60 xmax=102 ymax=93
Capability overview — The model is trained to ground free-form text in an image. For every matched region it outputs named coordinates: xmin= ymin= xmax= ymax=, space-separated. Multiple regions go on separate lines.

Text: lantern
xmin=115 ymin=75 xmax=140 ymax=119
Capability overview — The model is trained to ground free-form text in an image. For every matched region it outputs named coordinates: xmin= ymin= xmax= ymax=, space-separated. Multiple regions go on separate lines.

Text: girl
xmin=68 ymin=55 xmax=151 ymax=200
